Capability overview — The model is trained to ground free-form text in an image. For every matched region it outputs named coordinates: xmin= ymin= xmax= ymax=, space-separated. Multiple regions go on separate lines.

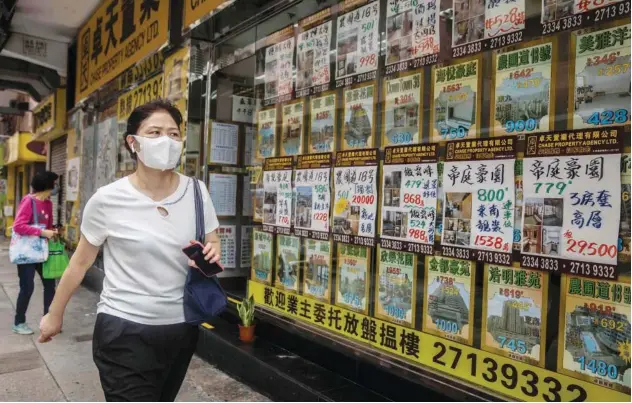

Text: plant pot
xmin=239 ymin=324 xmax=256 ymax=343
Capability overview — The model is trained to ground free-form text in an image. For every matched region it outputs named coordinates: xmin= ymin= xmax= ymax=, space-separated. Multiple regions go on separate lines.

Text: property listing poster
xmin=335 ymin=0 xmax=380 ymax=85
xmin=441 ymin=138 xmax=517 ymax=265
xmin=294 ymin=153 xmax=332 ymax=240
xmin=619 ymin=153 xmax=631 ymax=266
xmin=263 ymin=157 xmax=294 ymax=234
xmin=256 ymin=108 xmax=277 ymax=161
xmin=303 ymin=239 xmax=333 ymax=302
xmin=423 ymin=255 xmax=476 ymax=346
xmin=380 ymin=144 xmax=439 ymax=255
xmin=296 ymin=9 xmax=333 ymax=97
xmin=520 ymin=129 xmax=623 ymax=279
xmin=309 ymin=92 xmax=337 ymax=153
xmin=492 ymin=41 xmax=555 ymax=137
xmin=241 ymin=226 xmax=254 ymax=268
xmin=209 ymin=121 xmax=239 ymax=165
xmin=336 ymin=243 xmax=371 ymax=314
xmin=342 ymin=82 xmax=376 ymax=149
xmin=333 ymin=149 xmax=379 ymax=247
xmin=482 ymin=264 xmax=549 ymax=367
xmin=281 ymin=100 xmax=305 ymax=156
xmin=375 ymin=247 xmax=417 ymax=328
xmin=251 ymin=229 xmax=273 ymax=285
xmin=558 ymin=275 xmax=631 ymax=394
xmin=276 ymin=234 xmax=301 ymax=292
xmin=431 ymin=58 xmax=480 ymax=143
xmin=385 ymin=0 xmax=440 ymax=71
xmin=541 ymin=0 xmax=625 ymax=24
xmin=452 ymin=0 xmax=525 ymax=56
xmin=382 ymin=72 xmax=423 ymax=146
xmin=217 ymin=226 xmax=237 ymax=269
xmin=263 ymin=26 xmax=295 ymax=105
xmin=569 ymin=24 xmax=631 ymax=129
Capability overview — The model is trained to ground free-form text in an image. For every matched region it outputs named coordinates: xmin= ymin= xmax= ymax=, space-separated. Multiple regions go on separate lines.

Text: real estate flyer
xmin=423 ymin=255 xmax=476 ymax=346
xmin=251 ymin=229 xmax=273 ymax=285
xmin=309 ymin=92 xmax=337 ymax=153
xmin=303 ymin=239 xmax=333 ymax=302
xmin=342 ymin=82 xmax=376 ymax=149
xmin=452 ymin=0 xmax=525 ymax=50
xmin=263 ymin=26 xmax=295 ymax=104
xmin=431 ymin=58 xmax=481 ymax=143
xmin=375 ymin=247 xmax=417 ymax=328
xmin=569 ymin=24 xmax=631 ymax=129
xmin=557 ymin=274 xmax=631 ymax=394
xmin=262 ymin=157 xmax=294 ymax=234
xmin=296 ymin=9 xmax=332 ymax=97
xmin=275 ymin=234 xmax=301 ymax=292
xmin=281 ymin=100 xmax=305 ymax=156
xmin=256 ymin=108 xmax=277 ymax=161
xmin=382 ymin=72 xmax=423 ymax=146
xmin=294 ymin=153 xmax=332 ymax=240
xmin=380 ymin=144 xmax=439 ymax=255
xmin=482 ymin=264 xmax=548 ymax=367
xmin=336 ymin=243 xmax=371 ymax=314
xmin=492 ymin=41 xmax=555 ymax=137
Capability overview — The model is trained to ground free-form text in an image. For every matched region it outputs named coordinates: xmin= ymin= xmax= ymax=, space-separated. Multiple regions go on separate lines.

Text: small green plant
xmin=237 ymin=295 xmax=255 ymax=327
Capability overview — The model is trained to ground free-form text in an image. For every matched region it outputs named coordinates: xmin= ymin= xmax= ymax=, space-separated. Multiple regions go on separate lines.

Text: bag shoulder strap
xmin=191 ymin=178 xmax=205 ymax=243
xmin=29 ymin=196 xmax=39 ymax=226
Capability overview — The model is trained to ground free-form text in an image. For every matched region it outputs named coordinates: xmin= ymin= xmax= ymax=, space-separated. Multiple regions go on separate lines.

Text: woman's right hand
xmin=39 ymin=313 xmax=63 ymax=343
xmin=41 ymin=229 xmax=57 ymax=239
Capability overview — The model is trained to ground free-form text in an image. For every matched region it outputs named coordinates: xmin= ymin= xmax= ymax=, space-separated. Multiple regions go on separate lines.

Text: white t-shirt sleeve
xmin=81 ymin=190 xmax=108 ymax=247
xmin=199 ymin=180 xmax=220 ymax=235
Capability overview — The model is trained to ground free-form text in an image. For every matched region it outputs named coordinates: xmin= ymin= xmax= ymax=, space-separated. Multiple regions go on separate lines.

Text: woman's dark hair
xmin=124 ymin=99 xmax=183 ymax=160
xmin=31 ymin=171 xmax=59 ymax=192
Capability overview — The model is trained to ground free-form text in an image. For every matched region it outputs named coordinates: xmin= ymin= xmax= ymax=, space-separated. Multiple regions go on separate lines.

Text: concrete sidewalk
xmin=0 ymin=242 xmax=268 ymax=402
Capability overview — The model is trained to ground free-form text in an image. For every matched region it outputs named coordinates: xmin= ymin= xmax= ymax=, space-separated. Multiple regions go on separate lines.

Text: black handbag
xmin=183 ymin=178 xmax=227 ymax=325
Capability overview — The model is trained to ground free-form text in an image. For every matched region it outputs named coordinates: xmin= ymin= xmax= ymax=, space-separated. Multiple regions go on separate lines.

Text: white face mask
xmin=132 ymin=135 xmax=183 ymax=171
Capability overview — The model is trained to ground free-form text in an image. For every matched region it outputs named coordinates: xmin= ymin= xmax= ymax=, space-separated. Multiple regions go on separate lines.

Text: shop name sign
xmin=183 ymin=0 xmax=226 ymax=32
xmin=33 ymin=88 xmax=66 ymax=139
xmin=75 ymin=0 xmax=169 ymax=102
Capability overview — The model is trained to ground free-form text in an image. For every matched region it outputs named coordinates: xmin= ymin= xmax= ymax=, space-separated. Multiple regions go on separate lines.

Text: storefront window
xmin=197 ymin=0 xmax=631 ymax=400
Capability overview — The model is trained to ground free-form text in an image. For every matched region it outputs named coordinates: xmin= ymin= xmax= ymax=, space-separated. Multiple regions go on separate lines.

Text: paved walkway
xmin=0 ymin=242 xmax=268 ymax=401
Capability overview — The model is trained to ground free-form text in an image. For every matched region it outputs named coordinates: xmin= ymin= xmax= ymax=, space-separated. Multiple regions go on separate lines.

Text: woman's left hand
xmin=187 ymin=240 xmax=220 ymax=268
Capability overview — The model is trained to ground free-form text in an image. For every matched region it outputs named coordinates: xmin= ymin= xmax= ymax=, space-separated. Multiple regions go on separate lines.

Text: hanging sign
xmin=541 ymin=0 xmax=630 ymax=35
xmin=558 ymin=275 xmax=631 ymax=394
xmin=440 ymin=137 xmax=517 ymax=265
xmin=430 ymin=58 xmax=481 ymax=143
xmin=263 ymin=26 xmax=295 ymax=106
xmin=423 ymin=255 xmax=476 ymax=346
xmin=336 ymin=243 xmax=372 ymax=314
xmin=232 ymin=95 xmax=261 ymax=124
xmin=280 ymin=100 xmax=305 ymax=156
xmin=376 ymin=247 xmax=417 ymax=328
xmin=294 ymin=153 xmax=332 ymax=240
xmin=380 ymin=144 xmax=439 ymax=255
xmin=492 ymin=41 xmax=555 ymax=137
xmin=335 ymin=0 xmax=380 ymax=87
xmin=251 ymin=229 xmax=274 ymax=285
xmin=296 ymin=9 xmax=333 ymax=98
xmin=569 ymin=24 xmax=631 ymax=129
xmin=333 ymin=149 xmax=379 ymax=247
xmin=342 ymin=82 xmax=377 ymax=149
xmin=520 ymin=128 xmax=623 ymax=280
xmin=75 ymin=0 xmax=169 ymax=101
xmin=303 ymin=239 xmax=333 ymax=302
xmin=451 ymin=0 xmax=525 ymax=58
xmin=309 ymin=91 xmax=337 ymax=153
xmin=263 ymin=157 xmax=294 ymax=234
xmin=382 ymin=71 xmax=423 ymax=146
xmin=256 ymin=108 xmax=277 ymax=161
xmin=384 ymin=0 xmax=440 ymax=75
xmin=276 ymin=234 xmax=301 ymax=292
xmin=482 ymin=264 xmax=549 ymax=367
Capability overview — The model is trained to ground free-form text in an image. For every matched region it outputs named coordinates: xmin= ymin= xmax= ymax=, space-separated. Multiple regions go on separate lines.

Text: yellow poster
xmin=251 ymin=229 xmax=273 ymax=285
xmin=335 ymin=243 xmax=371 ymax=314
xmin=309 ymin=92 xmax=337 ymax=153
xmin=430 ymin=57 xmax=481 ymax=143
xmin=423 ymin=255 xmax=475 ymax=346
xmin=163 ymin=46 xmax=190 ymax=132
xmin=256 ymin=108 xmax=277 ymax=161
xmin=280 ymin=100 xmax=304 ymax=156
xmin=558 ymin=275 xmax=631 ymax=394
xmin=342 ymin=82 xmax=376 ymax=150
xmin=482 ymin=265 xmax=548 ymax=367
xmin=183 ymin=0 xmax=226 ymax=32
xmin=382 ymin=71 xmax=422 ymax=146
xmin=117 ymin=74 xmax=163 ymax=121
xmin=275 ymin=234 xmax=301 ymax=292
xmin=303 ymin=239 xmax=333 ymax=302
xmin=492 ymin=40 xmax=555 ymax=137
xmin=75 ymin=0 xmax=170 ymax=101
xmin=375 ymin=247 xmax=416 ymax=328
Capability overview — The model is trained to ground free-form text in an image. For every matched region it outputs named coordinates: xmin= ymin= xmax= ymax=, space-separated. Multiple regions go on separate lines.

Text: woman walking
xmin=12 ymin=171 xmax=59 ymax=335
xmin=39 ymin=100 xmax=222 ymax=401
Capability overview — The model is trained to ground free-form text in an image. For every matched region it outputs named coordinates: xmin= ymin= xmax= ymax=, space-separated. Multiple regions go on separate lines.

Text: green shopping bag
xmin=43 ymin=239 xmax=69 ymax=279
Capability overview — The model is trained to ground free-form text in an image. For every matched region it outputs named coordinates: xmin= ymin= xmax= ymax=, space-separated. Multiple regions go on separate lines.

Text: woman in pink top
xmin=12 ymin=171 xmax=59 ymax=335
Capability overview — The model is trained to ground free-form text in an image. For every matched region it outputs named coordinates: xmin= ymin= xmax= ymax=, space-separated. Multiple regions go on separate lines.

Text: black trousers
xmin=92 ymin=313 xmax=199 ymax=402
xmin=15 ymin=263 xmax=56 ymax=325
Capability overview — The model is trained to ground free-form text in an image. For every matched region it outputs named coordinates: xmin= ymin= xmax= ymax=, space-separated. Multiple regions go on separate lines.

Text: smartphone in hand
xmin=182 ymin=242 xmax=224 ymax=277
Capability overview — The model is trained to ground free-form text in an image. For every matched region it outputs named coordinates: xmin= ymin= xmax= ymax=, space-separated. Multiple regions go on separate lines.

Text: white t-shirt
xmin=81 ymin=174 xmax=220 ymax=325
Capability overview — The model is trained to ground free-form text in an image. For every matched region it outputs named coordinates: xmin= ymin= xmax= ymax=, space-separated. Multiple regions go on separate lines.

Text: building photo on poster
xmin=336 ymin=243 xmax=372 ymax=314
xmin=303 ymin=239 xmax=333 ymax=302
xmin=375 ymin=247 xmax=417 ymax=328
xmin=294 ymin=153 xmax=332 ymax=240
xmin=296 ymin=9 xmax=333 ymax=97
xmin=382 ymin=72 xmax=423 ymax=146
